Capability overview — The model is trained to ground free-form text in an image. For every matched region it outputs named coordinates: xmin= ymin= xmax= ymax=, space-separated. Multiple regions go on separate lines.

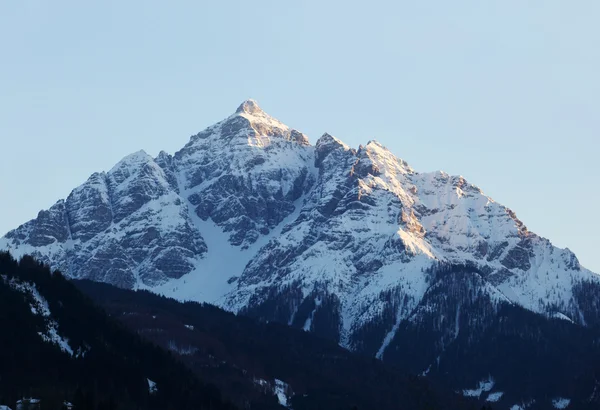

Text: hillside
xmin=75 ymin=279 xmax=477 ymax=410
xmin=0 ymin=252 xmax=235 ymax=410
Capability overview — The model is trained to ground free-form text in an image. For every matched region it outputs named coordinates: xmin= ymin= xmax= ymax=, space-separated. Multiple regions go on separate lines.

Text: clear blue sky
xmin=1 ymin=1 xmax=598 ymax=272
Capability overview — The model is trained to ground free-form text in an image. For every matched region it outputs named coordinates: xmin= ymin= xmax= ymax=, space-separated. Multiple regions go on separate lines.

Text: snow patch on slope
xmin=274 ymin=379 xmax=292 ymax=408
xmin=252 ymin=378 xmax=293 ymax=408
xmin=462 ymin=377 xmax=495 ymax=398
xmin=148 ymin=188 xmax=308 ymax=304
xmin=486 ymin=391 xmax=504 ymax=402
xmin=302 ymin=297 xmax=322 ymax=332
xmin=552 ymin=398 xmax=571 ymax=409
xmin=4 ymin=277 xmax=74 ymax=356
xmin=147 ymin=217 xmax=240 ymax=304
xmin=147 ymin=378 xmax=158 ymax=394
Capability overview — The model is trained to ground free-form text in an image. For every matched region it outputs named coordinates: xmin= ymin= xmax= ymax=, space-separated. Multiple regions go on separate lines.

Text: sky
xmin=0 ymin=1 xmax=599 ymax=272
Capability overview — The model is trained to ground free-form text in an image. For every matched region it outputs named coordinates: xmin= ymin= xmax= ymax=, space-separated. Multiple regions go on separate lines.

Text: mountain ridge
xmin=2 ymin=100 xmax=599 ymax=408
xmin=2 ymin=99 xmax=596 ymax=320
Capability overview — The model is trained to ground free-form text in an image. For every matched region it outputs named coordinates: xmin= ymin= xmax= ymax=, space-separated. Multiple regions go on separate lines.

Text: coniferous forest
xmin=75 ymin=280 xmax=480 ymax=410
xmin=0 ymin=252 xmax=235 ymax=410
xmin=0 ymin=251 xmax=482 ymax=410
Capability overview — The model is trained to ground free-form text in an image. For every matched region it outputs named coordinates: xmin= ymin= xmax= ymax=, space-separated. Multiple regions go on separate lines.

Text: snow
xmin=375 ymin=304 xmax=405 ymax=359
xmin=109 ymin=150 xmax=153 ymax=174
xmin=0 ymin=405 xmax=13 ymax=410
xmin=148 ymin=216 xmax=241 ymax=304
xmin=38 ymin=326 xmax=74 ymax=356
xmin=167 ymin=340 xmax=198 ymax=356
xmin=551 ymin=312 xmax=574 ymax=323
xmin=149 ymin=183 xmax=308 ymax=305
xmin=454 ymin=303 xmax=461 ymax=338
xmin=370 ymin=257 xmax=432 ymax=355
xmin=316 ymin=133 xmax=351 ymax=151
xmin=274 ymin=379 xmax=291 ymax=408
xmin=147 ymin=378 xmax=158 ymax=394
xmin=138 ymin=103 xmax=314 ymax=301
xmin=462 ymin=377 xmax=495 ymax=398
xmin=494 ymin=241 xmax=587 ymax=316
xmin=486 ymin=392 xmax=504 ymax=402
xmin=552 ymin=398 xmax=571 ymax=409
xmin=16 ymin=398 xmax=40 ymax=406
xmin=184 ymin=324 xmax=194 ymax=330
xmin=74 ymin=346 xmax=89 ymax=358
xmin=6 ymin=278 xmax=74 ymax=356
xmin=252 ymin=378 xmax=292 ymax=407
xmin=254 ymin=378 xmax=269 ymax=388
xmin=302 ymin=297 xmax=322 ymax=331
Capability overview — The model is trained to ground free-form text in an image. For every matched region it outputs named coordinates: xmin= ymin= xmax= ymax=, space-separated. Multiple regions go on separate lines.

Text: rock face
xmin=174 ymin=100 xmax=313 ymax=248
xmin=2 ymin=100 xmax=600 ymax=402
xmin=1 ymin=100 xmax=315 ymax=292
xmin=5 ymin=151 xmax=206 ymax=288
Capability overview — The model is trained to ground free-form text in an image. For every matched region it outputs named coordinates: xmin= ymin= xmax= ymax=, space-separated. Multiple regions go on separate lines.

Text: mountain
xmin=0 ymin=252 xmax=236 ymax=410
xmin=3 ymin=99 xmax=600 ymax=408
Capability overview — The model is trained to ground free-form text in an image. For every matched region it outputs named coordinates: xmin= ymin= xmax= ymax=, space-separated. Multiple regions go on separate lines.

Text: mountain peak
xmin=235 ymin=99 xmax=264 ymax=115
xmin=356 ymin=140 xmax=414 ymax=174
xmin=316 ymin=133 xmax=349 ymax=150
xmin=109 ymin=150 xmax=152 ymax=173
xmin=315 ymin=133 xmax=352 ymax=166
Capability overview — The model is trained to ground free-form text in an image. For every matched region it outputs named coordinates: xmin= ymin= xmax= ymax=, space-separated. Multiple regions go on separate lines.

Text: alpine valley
xmin=3 ymin=100 xmax=600 ymax=409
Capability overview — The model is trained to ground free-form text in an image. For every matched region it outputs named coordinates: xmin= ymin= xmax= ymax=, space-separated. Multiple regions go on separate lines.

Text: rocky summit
xmin=3 ymin=100 xmax=600 ymax=407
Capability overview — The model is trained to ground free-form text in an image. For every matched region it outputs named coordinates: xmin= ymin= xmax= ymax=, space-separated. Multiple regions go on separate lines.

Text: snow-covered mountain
xmin=3 ymin=100 xmax=600 ymax=406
